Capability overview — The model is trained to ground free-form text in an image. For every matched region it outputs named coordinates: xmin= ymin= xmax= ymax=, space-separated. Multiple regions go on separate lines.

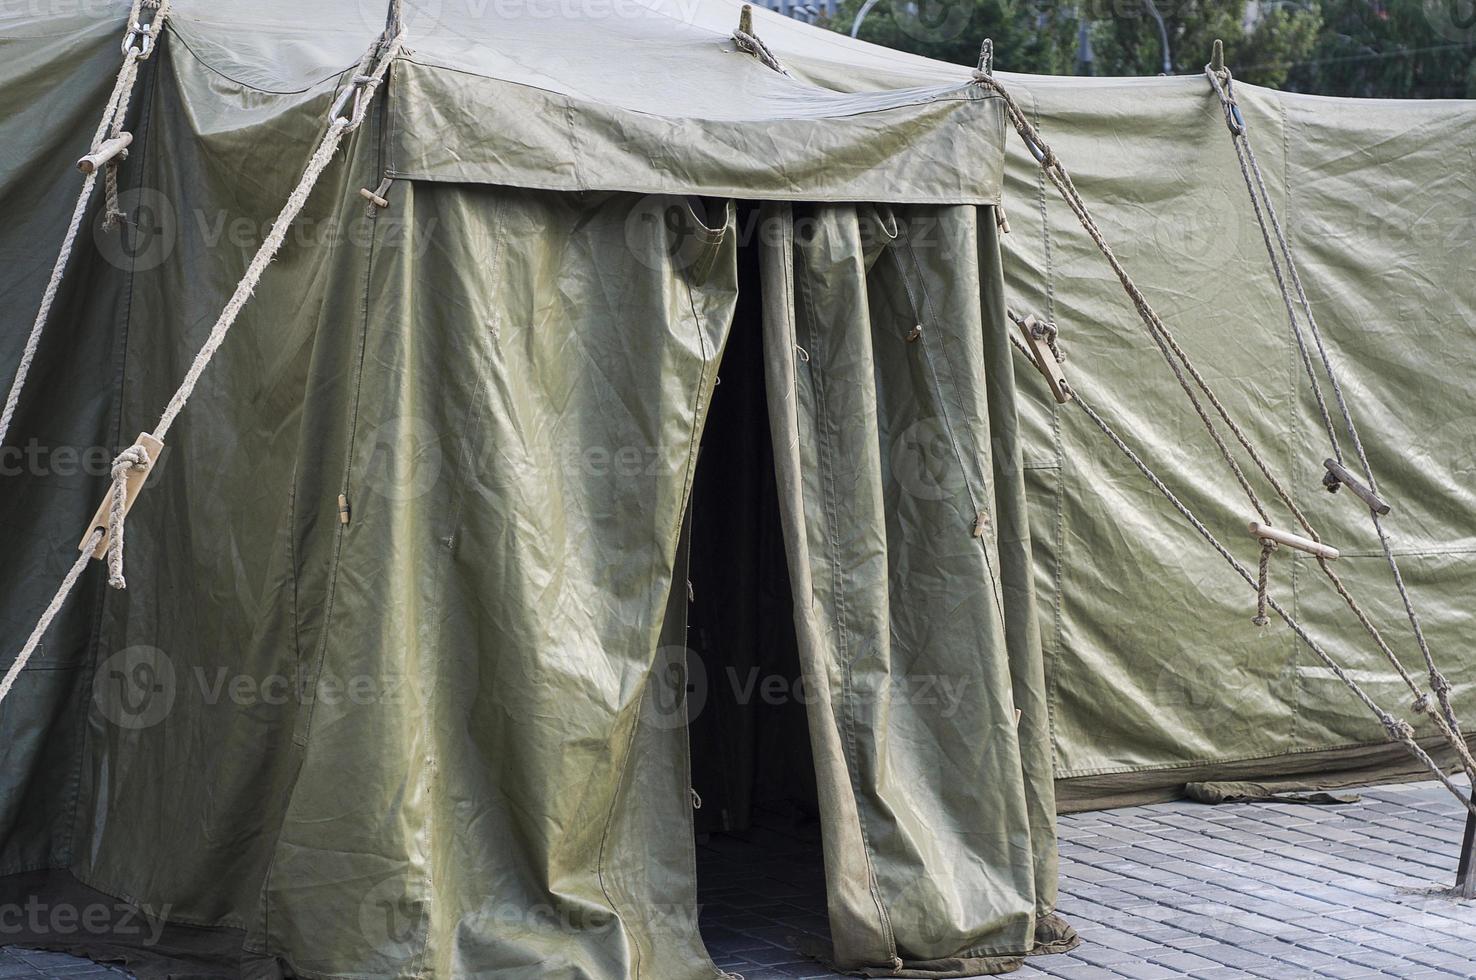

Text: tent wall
xmin=994 ymin=78 xmax=1476 ymax=806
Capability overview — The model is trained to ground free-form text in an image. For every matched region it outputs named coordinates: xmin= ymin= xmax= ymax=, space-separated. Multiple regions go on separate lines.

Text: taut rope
xmin=0 ymin=0 xmax=173 ymax=449
xmin=0 ymin=27 xmax=403 ymax=712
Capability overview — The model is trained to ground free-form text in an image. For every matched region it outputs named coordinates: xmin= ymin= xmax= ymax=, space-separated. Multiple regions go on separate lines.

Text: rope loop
xmin=121 ymin=23 xmax=154 ymax=59
xmin=1204 ymin=65 xmax=1244 ymax=136
xmin=1253 ymin=537 xmax=1277 ymax=626
xmin=105 ymin=445 xmax=150 ymax=590
xmin=733 ymin=29 xmax=789 ymax=76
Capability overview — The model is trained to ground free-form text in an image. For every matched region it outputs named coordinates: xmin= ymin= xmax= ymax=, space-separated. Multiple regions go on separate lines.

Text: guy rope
xmin=0 ymin=0 xmax=172 ymax=449
xmin=972 ymin=57 xmax=1476 ymax=818
xmin=0 ymin=17 xmax=405 ymax=707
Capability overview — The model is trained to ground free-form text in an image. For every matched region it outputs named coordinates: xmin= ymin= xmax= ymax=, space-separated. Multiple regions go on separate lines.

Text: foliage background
xmin=828 ymin=0 xmax=1476 ymax=98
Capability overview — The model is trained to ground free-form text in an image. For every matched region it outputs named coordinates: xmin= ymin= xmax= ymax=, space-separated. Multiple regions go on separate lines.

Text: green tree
xmin=1285 ymin=0 xmax=1476 ymax=98
xmin=1088 ymin=1 xmax=1322 ymax=87
xmin=830 ymin=0 xmax=1078 ymax=73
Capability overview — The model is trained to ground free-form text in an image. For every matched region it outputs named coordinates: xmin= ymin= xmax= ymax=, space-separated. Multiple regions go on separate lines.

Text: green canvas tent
xmin=1 ymin=0 xmax=1473 ymax=978
xmin=745 ymin=29 xmax=1476 ymax=808
xmin=0 ymin=1 xmax=1070 ymax=977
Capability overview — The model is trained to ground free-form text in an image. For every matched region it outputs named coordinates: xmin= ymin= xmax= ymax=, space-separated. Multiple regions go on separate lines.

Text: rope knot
xmin=1412 ymin=693 xmax=1431 ymax=715
xmin=106 ymin=444 xmax=151 ymax=590
xmin=1380 ymin=715 xmax=1415 ymax=742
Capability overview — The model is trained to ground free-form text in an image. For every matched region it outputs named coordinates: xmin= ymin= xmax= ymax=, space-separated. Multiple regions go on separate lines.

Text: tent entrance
xmin=684 ymin=209 xmax=829 ymax=962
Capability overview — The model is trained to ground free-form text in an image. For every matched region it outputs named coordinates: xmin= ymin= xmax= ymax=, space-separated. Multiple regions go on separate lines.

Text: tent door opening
xmin=684 ymin=207 xmax=829 ymax=961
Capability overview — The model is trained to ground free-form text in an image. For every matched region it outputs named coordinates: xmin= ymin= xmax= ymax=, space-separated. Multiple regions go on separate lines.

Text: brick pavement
xmin=6 ymin=780 xmax=1473 ymax=978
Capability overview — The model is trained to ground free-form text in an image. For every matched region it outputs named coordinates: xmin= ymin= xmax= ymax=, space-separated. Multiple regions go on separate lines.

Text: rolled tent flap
xmin=758 ymin=201 xmax=1074 ymax=975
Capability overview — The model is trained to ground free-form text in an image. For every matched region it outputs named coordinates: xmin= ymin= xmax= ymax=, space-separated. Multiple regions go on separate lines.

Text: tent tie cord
xmin=1253 ymin=538 xmax=1275 ymax=627
xmin=0 ymin=0 xmax=173 ymax=450
xmin=104 ymin=443 xmax=151 ymax=590
xmin=0 ymin=28 xmax=405 ymax=716
xmin=978 ymin=65 xmax=1476 ymax=795
xmin=1203 ymin=57 xmax=1462 ymax=741
xmin=733 ymin=4 xmax=789 ymax=76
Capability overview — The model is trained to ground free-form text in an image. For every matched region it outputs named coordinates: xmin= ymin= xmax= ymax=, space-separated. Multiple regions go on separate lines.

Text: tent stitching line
xmin=394 ymin=55 xmax=987 ymax=124
xmin=979 ymin=71 xmax=1476 ymax=814
xmin=1023 ymin=83 xmax=1071 ymax=777
xmin=1056 ymin=731 xmax=1476 ymax=780
xmin=888 ymin=228 xmax=1008 ymax=623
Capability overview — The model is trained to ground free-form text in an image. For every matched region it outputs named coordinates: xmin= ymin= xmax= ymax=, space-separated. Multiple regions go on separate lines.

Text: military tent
xmin=0 ymin=0 xmax=1472 ymax=978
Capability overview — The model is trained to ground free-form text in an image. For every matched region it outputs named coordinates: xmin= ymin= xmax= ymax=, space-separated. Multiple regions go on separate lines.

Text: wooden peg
xmin=79 ymin=432 xmax=163 ymax=558
xmin=738 ymin=3 xmax=753 ymax=34
xmin=77 ymin=133 xmax=133 ymax=175
xmin=1210 ymin=38 xmax=1225 ymax=73
xmin=1323 ymin=458 xmax=1391 ymax=516
xmin=338 ymin=493 xmax=352 ymax=525
xmin=1249 ymin=521 xmax=1339 ymax=561
xmin=359 ymin=177 xmax=393 ymax=209
xmin=1014 ymin=313 xmax=1071 ymax=404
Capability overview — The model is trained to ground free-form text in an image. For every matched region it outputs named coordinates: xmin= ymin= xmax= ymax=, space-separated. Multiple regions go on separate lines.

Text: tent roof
xmin=136 ymin=0 xmax=1007 ymax=203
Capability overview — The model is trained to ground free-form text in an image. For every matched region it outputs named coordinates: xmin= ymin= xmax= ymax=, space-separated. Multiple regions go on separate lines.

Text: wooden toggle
xmin=79 ymin=432 xmax=163 ymax=559
xmin=1323 ymin=458 xmax=1391 ymax=516
xmin=77 ymin=133 xmax=133 ymax=175
xmin=1013 ymin=312 xmax=1072 ymax=404
xmin=1249 ymin=521 xmax=1339 ymax=561
xmin=359 ymin=177 xmax=393 ymax=209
